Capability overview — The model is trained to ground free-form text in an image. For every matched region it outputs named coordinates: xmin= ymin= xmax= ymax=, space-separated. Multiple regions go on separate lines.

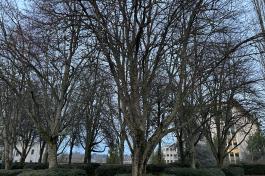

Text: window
xmin=170 ymin=160 xmax=172 ymax=163
xmin=170 ymin=148 xmax=173 ymax=151
xmin=230 ymin=153 xmax=234 ymax=157
xmin=174 ymin=154 xmax=177 ymax=158
xmin=233 ymin=142 xmax=237 ymax=146
xmin=30 ymin=160 xmax=32 ymax=163
xmin=170 ymin=154 xmax=172 ymax=157
xmin=167 ymin=160 xmax=169 ymax=163
xmin=167 ymin=154 xmax=169 ymax=157
xmin=235 ymin=153 xmax=239 ymax=157
xmin=31 ymin=149 xmax=34 ymax=155
xmin=166 ymin=148 xmax=169 ymax=151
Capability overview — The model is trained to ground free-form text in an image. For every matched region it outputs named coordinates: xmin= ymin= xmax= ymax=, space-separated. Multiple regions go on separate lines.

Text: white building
xmin=226 ymin=105 xmax=258 ymax=163
xmin=162 ymin=102 xmax=259 ymax=164
xmin=13 ymin=143 xmax=44 ymax=163
xmin=162 ymin=144 xmax=178 ymax=163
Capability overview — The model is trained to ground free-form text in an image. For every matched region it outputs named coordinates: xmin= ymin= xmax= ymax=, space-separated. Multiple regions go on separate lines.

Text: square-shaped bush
xmin=17 ymin=168 xmax=86 ymax=176
xmin=59 ymin=163 xmax=100 ymax=175
xmin=164 ymin=168 xmax=225 ymax=176
xmin=23 ymin=163 xmax=49 ymax=170
xmin=222 ymin=167 xmax=244 ymax=176
xmin=0 ymin=169 xmax=30 ymax=176
xmin=95 ymin=164 xmax=131 ymax=176
xmin=229 ymin=164 xmax=265 ymax=175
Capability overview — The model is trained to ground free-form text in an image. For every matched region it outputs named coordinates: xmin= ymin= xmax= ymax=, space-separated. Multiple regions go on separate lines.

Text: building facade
xmin=13 ymin=143 xmax=44 ymax=163
xmin=162 ymin=144 xmax=178 ymax=163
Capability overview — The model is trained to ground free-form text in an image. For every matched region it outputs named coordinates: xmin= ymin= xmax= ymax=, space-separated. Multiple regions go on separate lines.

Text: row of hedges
xmin=0 ymin=168 xmax=226 ymax=176
xmin=95 ymin=165 xmax=243 ymax=176
xmin=222 ymin=167 xmax=244 ymax=176
xmin=0 ymin=163 xmax=49 ymax=170
xmin=0 ymin=165 xmax=245 ymax=176
xmin=94 ymin=164 xmax=182 ymax=176
xmin=59 ymin=163 xmax=101 ymax=176
xmin=229 ymin=163 xmax=265 ymax=175
xmin=0 ymin=168 xmax=86 ymax=176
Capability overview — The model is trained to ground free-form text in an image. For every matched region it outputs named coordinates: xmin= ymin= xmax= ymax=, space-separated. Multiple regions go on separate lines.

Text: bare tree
xmin=0 ymin=1 xmax=85 ymax=168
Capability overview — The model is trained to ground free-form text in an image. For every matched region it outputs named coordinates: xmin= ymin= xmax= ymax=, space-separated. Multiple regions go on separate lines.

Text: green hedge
xmin=96 ymin=164 xmax=225 ymax=176
xmin=96 ymin=163 xmax=190 ymax=176
xmin=222 ymin=167 xmax=244 ymax=176
xmin=0 ymin=169 xmax=31 ymax=176
xmin=17 ymin=168 xmax=86 ymax=176
xmin=146 ymin=164 xmax=176 ymax=173
xmin=0 ymin=162 xmax=49 ymax=170
xmin=23 ymin=163 xmax=49 ymax=170
xmin=164 ymin=168 xmax=225 ymax=176
xmin=114 ymin=174 xmax=158 ymax=176
xmin=95 ymin=164 xmax=131 ymax=176
xmin=59 ymin=163 xmax=100 ymax=176
xmin=230 ymin=164 xmax=265 ymax=175
xmin=95 ymin=164 xmax=180 ymax=176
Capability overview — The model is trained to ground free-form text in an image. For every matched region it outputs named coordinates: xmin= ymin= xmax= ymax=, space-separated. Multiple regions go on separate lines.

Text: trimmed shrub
xmin=1 ymin=162 xmax=48 ymax=170
xmin=167 ymin=161 xmax=200 ymax=168
xmin=59 ymin=163 xmax=101 ymax=175
xmin=146 ymin=164 xmax=176 ymax=173
xmin=95 ymin=164 xmax=179 ymax=176
xmin=115 ymin=174 xmax=166 ymax=176
xmin=11 ymin=163 xmax=25 ymax=169
xmin=23 ymin=163 xmax=49 ymax=170
xmin=164 ymin=168 xmax=225 ymax=176
xmin=18 ymin=168 xmax=86 ymax=176
xmin=229 ymin=164 xmax=265 ymax=175
xmin=0 ymin=169 xmax=30 ymax=176
xmin=95 ymin=164 xmax=131 ymax=176
xmin=222 ymin=167 xmax=244 ymax=176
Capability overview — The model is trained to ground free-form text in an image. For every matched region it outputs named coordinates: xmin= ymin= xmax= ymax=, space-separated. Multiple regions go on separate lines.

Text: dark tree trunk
xmin=157 ymin=98 xmax=162 ymax=164
xmin=48 ymin=138 xmax=58 ymax=168
xmin=38 ymin=142 xmax=46 ymax=163
xmin=4 ymin=140 xmax=13 ymax=170
xmin=68 ymin=137 xmax=75 ymax=164
xmin=84 ymin=148 xmax=92 ymax=164
xmin=20 ymin=150 xmax=27 ymax=164
xmin=177 ymin=129 xmax=186 ymax=165
xmin=216 ymin=151 xmax=225 ymax=168
xmin=131 ymin=132 xmax=147 ymax=176
xmin=158 ymin=140 xmax=162 ymax=164
xmin=186 ymin=136 xmax=196 ymax=168
xmin=42 ymin=145 xmax=48 ymax=164
xmin=132 ymin=147 xmax=145 ymax=176
xmin=119 ymin=129 xmax=125 ymax=164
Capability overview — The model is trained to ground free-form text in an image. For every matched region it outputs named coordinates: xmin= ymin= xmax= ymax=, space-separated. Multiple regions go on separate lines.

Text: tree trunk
xmin=132 ymin=147 xmax=145 ymax=176
xmin=84 ymin=148 xmax=92 ymax=164
xmin=42 ymin=145 xmax=48 ymax=164
xmin=131 ymin=133 xmax=147 ymax=176
xmin=68 ymin=138 xmax=75 ymax=164
xmin=177 ymin=132 xmax=185 ymax=165
xmin=4 ymin=140 xmax=13 ymax=170
xmin=38 ymin=142 xmax=46 ymax=163
xmin=158 ymin=140 xmax=162 ymax=164
xmin=216 ymin=152 xmax=224 ymax=168
xmin=48 ymin=140 xmax=58 ymax=168
xmin=119 ymin=129 xmax=125 ymax=164
xmin=190 ymin=143 xmax=196 ymax=169
xmin=186 ymin=136 xmax=196 ymax=168
xmin=20 ymin=150 xmax=27 ymax=164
